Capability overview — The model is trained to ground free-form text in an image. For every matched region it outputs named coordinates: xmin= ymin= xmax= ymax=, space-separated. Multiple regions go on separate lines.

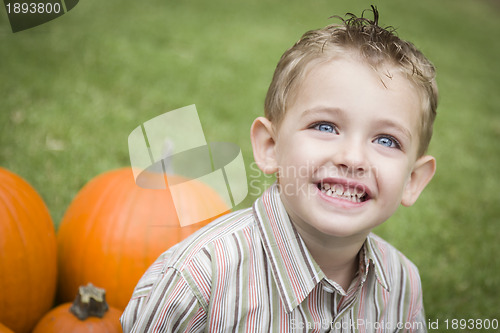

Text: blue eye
xmin=313 ymin=123 xmax=337 ymax=133
xmin=375 ymin=136 xmax=400 ymax=149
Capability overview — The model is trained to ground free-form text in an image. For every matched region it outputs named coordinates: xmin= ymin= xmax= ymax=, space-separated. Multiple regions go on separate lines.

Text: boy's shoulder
xmin=367 ymin=233 xmax=420 ymax=267
xmin=365 ymin=232 xmax=422 ymax=290
xmin=154 ymin=207 xmax=257 ymax=271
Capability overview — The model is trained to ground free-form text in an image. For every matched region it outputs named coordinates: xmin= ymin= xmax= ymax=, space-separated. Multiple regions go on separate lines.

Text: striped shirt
xmin=121 ymin=184 xmax=427 ymax=332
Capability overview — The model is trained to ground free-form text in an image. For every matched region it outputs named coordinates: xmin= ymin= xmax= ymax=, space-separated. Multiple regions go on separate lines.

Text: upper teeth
xmin=320 ymin=183 xmax=365 ymax=203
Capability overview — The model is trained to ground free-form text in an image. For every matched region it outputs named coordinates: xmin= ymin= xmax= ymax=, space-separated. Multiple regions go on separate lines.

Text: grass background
xmin=1 ymin=0 xmax=499 ymax=330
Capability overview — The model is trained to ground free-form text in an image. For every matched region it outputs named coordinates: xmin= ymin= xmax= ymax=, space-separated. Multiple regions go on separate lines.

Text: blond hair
xmin=264 ymin=7 xmax=438 ymax=156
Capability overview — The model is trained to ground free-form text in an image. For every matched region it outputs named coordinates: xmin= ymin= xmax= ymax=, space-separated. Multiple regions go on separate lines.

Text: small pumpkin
xmin=0 ymin=167 xmax=57 ymax=333
xmin=57 ymin=168 xmax=229 ymax=309
xmin=33 ymin=283 xmax=122 ymax=333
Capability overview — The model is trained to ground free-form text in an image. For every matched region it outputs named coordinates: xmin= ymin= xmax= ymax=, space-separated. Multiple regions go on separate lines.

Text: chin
xmin=309 ymin=216 xmax=371 ymax=239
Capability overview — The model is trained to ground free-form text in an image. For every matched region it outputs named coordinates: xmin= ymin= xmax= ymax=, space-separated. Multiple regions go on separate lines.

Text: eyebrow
xmin=374 ymin=119 xmax=413 ymax=141
xmin=301 ymin=106 xmax=346 ymax=120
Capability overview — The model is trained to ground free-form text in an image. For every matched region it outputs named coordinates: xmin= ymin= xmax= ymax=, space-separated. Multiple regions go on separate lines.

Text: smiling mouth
xmin=317 ymin=182 xmax=369 ymax=203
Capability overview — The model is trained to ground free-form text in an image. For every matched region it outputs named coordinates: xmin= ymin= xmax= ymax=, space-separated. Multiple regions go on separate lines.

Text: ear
xmin=401 ymin=155 xmax=436 ymax=207
xmin=250 ymin=117 xmax=278 ymax=174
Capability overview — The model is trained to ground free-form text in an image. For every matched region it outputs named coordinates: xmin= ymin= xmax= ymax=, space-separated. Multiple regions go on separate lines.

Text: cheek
xmin=276 ymin=143 xmax=323 ymax=184
xmin=276 ymin=137 xmax=310 ymax=165
xmin=376 ymin=162 xmax=410 ymax=201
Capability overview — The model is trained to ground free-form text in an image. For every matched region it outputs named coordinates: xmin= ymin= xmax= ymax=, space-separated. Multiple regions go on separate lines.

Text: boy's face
xmin=252 ymin=58 xmax=436 ymax=242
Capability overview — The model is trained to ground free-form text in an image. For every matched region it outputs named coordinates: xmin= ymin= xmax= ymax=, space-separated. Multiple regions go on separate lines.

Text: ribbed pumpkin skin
xmin=32 ymin=303 xmax=123 ymax=333
xmin=57 ymin=168 xmax=230 ymax=309
xmin=0 ymin=168 xmax=57 ymax=333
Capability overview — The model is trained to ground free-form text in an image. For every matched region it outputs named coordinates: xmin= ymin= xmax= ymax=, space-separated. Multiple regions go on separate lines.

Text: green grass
xmin=1 ymin=0 xmax=499 ymax=330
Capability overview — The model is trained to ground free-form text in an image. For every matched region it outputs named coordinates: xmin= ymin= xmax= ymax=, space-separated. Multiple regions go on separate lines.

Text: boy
xmin=121 ymin=7 xmax=437 ymax=332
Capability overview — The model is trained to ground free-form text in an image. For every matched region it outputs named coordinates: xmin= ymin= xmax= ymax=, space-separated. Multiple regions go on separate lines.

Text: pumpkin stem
xmin=70 ymin=283 xmax=109 ymax=320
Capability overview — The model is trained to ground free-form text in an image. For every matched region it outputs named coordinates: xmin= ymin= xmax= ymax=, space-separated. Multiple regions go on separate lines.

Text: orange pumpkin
xmin=0 ymin=323 xmax=14 ymax=333
xmin=57 ymin=168 xmax=229 ymax=309
xmin=0 ymin=168 xmax=57 ymax=333
xmin=33 ymin=283 xmax=122 ymax=333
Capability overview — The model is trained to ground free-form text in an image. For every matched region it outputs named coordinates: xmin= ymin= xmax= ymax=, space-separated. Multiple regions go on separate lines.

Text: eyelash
xmin=310 ymin=121 xmax=338 ymax=134
xmin=374 ymin=135 xmax=402 ymax=150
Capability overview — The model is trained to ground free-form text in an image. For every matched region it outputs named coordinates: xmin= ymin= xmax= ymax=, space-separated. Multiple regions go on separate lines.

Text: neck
xmin=294 ymin=225 xmax=367 ymax=291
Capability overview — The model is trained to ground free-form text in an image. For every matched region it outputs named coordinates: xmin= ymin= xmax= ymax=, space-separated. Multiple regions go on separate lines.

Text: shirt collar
xmin=253 ymin=183 xmax=390 ymax=313
xmin=363 ymin=234 xmax=391 ymax=291
xmin=253 ymin=183 xmax=323 ymax=313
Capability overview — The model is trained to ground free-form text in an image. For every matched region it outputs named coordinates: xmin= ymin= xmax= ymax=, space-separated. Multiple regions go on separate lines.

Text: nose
xmin=331 ymin=139 xmax=368 ymax=174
